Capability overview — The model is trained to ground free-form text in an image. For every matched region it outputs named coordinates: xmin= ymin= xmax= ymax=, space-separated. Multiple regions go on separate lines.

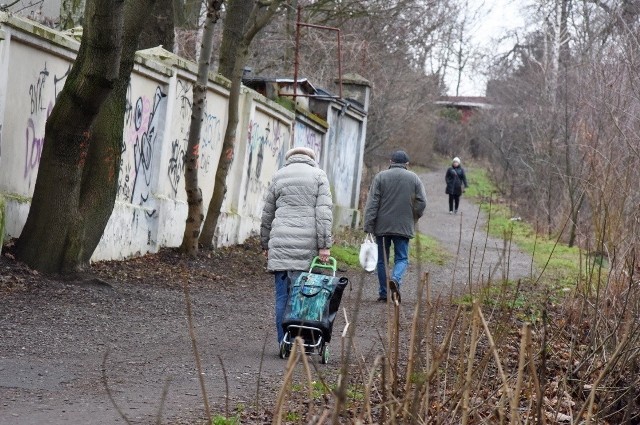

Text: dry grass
xmin=262 ymin=232 xmax=640 ymax=424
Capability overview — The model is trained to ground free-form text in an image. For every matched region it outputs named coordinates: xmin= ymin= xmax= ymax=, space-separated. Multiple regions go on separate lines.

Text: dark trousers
xmin=448 ymin=194 xmax=460 ymax=212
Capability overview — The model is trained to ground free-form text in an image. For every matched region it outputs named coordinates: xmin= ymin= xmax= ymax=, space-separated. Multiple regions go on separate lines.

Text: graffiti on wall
xmin=23 ymin=62 xmax=70 ymax=188
xmin=165 ymin=80 xmax=223 ymax=197
xmin=119 ymin=85 xmax=167 ymax=212
xmin=294 ymin=121 xmax=322 ymax=162
xmin=200 ymin=112 xmax=222 ymax=174
xmin=167 ymin=139 xmax=185 ymax=196
xmin=327 ymin=112 xmax=361 ymax=207
xmin=29 ymin=64 xmax=49 ymax=114
xmin=243 ymin=117 xmax=288 ymax=216
xmin=165 ymin=80 xmax=192 ymax=197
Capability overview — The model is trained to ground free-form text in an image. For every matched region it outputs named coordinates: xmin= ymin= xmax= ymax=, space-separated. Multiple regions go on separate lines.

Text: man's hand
xmin=318 ymin=248 xmax=330 ymax=262
xmin=263 ymin=250 xmax=268 ymax=258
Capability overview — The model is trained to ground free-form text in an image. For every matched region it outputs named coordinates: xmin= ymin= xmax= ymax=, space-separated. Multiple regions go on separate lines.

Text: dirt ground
xmin=0 ymin=166 xmax=534 ymax=424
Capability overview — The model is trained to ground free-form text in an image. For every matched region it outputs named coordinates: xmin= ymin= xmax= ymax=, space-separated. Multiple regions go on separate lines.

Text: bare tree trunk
xmin=179 ymin=0 xmax=224 ymax=256
xmin=199 ymin=0 xmax=283 ymax=248
xmin=138 ymin=0 xmax=175 ymax=51
xmin=73 ymin=0 xmax=159 ymax=264
xmin=173 ymin=0 xmax=203 ymax=60
xmin=16 ymin=0 xmax=125 ymax=273
xmin=16 ymin=0 xmax=156 ymax=273
xmin=217 ymin=0 xmax=254 ymax=80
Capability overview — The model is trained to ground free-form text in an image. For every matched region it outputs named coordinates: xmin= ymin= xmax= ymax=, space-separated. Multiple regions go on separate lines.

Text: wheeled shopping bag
xmin=279 ymin=257 xmax=349 ymax=364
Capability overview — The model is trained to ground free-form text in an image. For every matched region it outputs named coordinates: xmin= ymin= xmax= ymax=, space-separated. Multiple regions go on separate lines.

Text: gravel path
xmin=0 ymin=165 xmax=535 ymax=424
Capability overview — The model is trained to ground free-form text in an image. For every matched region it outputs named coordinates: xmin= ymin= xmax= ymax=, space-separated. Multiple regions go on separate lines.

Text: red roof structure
xmin=435 ymin=96 xmax=491 ymax=123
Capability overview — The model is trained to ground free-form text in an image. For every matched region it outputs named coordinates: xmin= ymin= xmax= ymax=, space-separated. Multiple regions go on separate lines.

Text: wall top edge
xmin=0 ymin=11 xmax=80 ymax=51
xmin=330 ymin=102 xmax=366 ymax=121
xmin=138 ymin=47 xmax=232 ymax=89
xmin=251 ymin=91 xmax=295 ymax=121
xmin=296 ymin=106 xmax=329 ymax=129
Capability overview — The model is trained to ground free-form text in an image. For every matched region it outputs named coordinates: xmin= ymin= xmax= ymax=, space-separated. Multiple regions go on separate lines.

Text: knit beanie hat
xmin=452 ymin=157 xmax=461 ymax=165
xmin=391 ymin=150 xmax=410 ymax=164
xmin=285 ymin=146 xmax=316 ymax=161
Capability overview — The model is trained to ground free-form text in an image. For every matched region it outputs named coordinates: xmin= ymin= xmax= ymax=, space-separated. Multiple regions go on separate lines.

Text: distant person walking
xmin=364 ymin=150 xmax=427 ymax=303
xmin=445 ymin=156 xmax=468 ymax=214
xmin=260 ymin=147 xmax=333 ymax=346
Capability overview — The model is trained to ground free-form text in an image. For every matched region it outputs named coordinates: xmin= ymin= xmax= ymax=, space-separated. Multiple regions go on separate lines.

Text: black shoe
xmin=377 ymin=295 xmax=387 ymax=302
xmin=389 ymin=280 xmax=401 ymax=304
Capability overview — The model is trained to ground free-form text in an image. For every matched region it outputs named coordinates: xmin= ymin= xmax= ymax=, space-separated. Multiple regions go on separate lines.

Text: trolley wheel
xmin=320 ymin=344 xmax=329 ymax=364
xmin=279 ymin=340 xmax=290 ymax=359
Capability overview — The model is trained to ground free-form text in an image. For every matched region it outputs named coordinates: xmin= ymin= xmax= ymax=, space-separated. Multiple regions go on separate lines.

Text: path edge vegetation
xmin=241 ymin=162 xmax=638 ymax=424
xmin=80 ymin=162 xmax=637 ymax=423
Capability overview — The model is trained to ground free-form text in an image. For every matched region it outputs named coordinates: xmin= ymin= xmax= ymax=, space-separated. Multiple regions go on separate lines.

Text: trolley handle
xmin=309 ymin=256 xmax=337 ymax=275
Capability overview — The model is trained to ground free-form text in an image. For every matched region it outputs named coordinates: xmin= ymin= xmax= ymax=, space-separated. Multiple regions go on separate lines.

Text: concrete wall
xmin=325 ymin=104 xmax=367 ymax=227
xmin=293 ymin=113 xmax=327 ymax=168
xmin=0 ymin=12 xmax=367 ymax=261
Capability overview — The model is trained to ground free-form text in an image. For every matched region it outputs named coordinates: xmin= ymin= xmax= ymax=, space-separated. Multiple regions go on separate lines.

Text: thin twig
xmin=155 ymin=377 xmax=172 ymax=425
xmin=274 ymin=337 xmax=300 ymax=425
xmin=476 ymin=306 xmax=512 ymax=401
xmin=255 ymin=332 xmax=269 ymax=412
xmin=461 ymin=303 xmax=481 ymax=425
xmin=217 ymin=355 xmax=230 ymax=419
xmin=510 ymin=323 xmax=530 ymax=425
xmin=101 ymin=348 xmax=133 ymax=425
xmin=182 ymin=279 xmax=212 ymax=423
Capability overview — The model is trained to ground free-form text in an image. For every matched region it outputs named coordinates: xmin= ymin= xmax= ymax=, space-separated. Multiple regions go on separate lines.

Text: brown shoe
xmin=389 ymin=280 xmax=401 ymax=304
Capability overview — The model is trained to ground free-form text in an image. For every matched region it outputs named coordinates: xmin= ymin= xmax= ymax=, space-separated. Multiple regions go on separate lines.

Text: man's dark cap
xmin=391 ymin=150 xmax=409 ymax=164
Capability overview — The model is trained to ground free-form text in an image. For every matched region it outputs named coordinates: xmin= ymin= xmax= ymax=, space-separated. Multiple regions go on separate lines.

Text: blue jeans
xmin=274 ymin=271 xmax=289 ymax=343
xmin=274 ymin=271 xmax=302 ymax=343
xmin=376 ymin=235 xmax=409 ymax=297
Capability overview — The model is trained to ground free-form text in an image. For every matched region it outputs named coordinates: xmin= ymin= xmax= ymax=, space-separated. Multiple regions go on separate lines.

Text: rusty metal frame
xmin=279 ymin=5 xmax=343 ymax=103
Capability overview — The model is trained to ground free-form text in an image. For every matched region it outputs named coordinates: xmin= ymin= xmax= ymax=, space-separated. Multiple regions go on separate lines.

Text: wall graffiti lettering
xmin=200 ymin=112 xmax=222 ymax=173
xmin=119 ymin=85 xmax=167 ymax=206
xmin=22 ymin=63 xmax=71 ymax=187
xmin=294 ymin=121 xmax=322 ymax=161
xmin=130 ymin=86 xmax=165 ymax=204
xmin=167 ymin=140 xmax=186 ymax=196
xmin=177 ymin=80 xmax=192 ymax=121
xmin=243 ymin=117 xmax=289 ymax=215
xmin=29 ymin=64 xmax=49 ymax=114
xmin=53 ymin=64 xmax=72 ymax=100
xmin=328 ymin=112 xmax=361 ymax=206
xmin=118 ymin=163 xmax=132 ymax=199
xmin=247 ymin=119 xmax=285 ymax=162
xmin=24 ymin=117 xmax=45 ymax=180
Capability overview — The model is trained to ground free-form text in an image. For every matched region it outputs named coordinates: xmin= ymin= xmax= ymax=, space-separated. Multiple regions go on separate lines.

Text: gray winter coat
xmin=363 ymin=164 xmax=427 ymax=238
xmin=260 ymin=154 xmax=333 ymax=272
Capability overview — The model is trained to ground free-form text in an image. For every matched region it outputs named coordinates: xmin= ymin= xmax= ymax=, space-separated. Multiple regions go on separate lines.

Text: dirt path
xmin=0 ymin=165 xmax=534 ymax=424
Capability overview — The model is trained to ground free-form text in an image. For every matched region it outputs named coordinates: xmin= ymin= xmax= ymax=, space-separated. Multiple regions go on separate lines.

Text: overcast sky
xmin=449 ymin=0 xmax=527 ymax=96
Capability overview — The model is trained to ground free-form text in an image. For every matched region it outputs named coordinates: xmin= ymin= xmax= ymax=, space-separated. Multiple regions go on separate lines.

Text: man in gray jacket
xmin=364 ymin=150 xmax=427 ymax=303
xmin=260 ymin=147 xmax=333 ymax=344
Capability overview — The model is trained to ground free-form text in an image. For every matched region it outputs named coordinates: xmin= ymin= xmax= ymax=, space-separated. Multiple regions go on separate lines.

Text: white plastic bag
xmin=359 ymin=234 xmax=378 ymax=272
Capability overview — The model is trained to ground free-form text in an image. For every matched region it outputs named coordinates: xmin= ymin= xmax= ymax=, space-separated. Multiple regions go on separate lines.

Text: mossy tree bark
xmin=179 ymin=0 xmax=224 ymax=256
xmin=199 ymin=0 xmax=284 ymax=248
xmin=138 ymin=0 xmax=175 ymax=51
xmin=16 ymin=0 xmax=156 ymax=273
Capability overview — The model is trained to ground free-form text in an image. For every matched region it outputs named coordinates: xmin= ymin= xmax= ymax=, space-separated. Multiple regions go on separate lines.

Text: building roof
xmin=435 ymin=96 xmax=492 ymax=109
xmin=242 ymin=76 xmax=318 ymax=95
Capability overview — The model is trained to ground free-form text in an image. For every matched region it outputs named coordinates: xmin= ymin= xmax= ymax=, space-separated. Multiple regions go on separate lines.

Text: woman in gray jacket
xmin=260 ymin=147 xmax=333 ymax=345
